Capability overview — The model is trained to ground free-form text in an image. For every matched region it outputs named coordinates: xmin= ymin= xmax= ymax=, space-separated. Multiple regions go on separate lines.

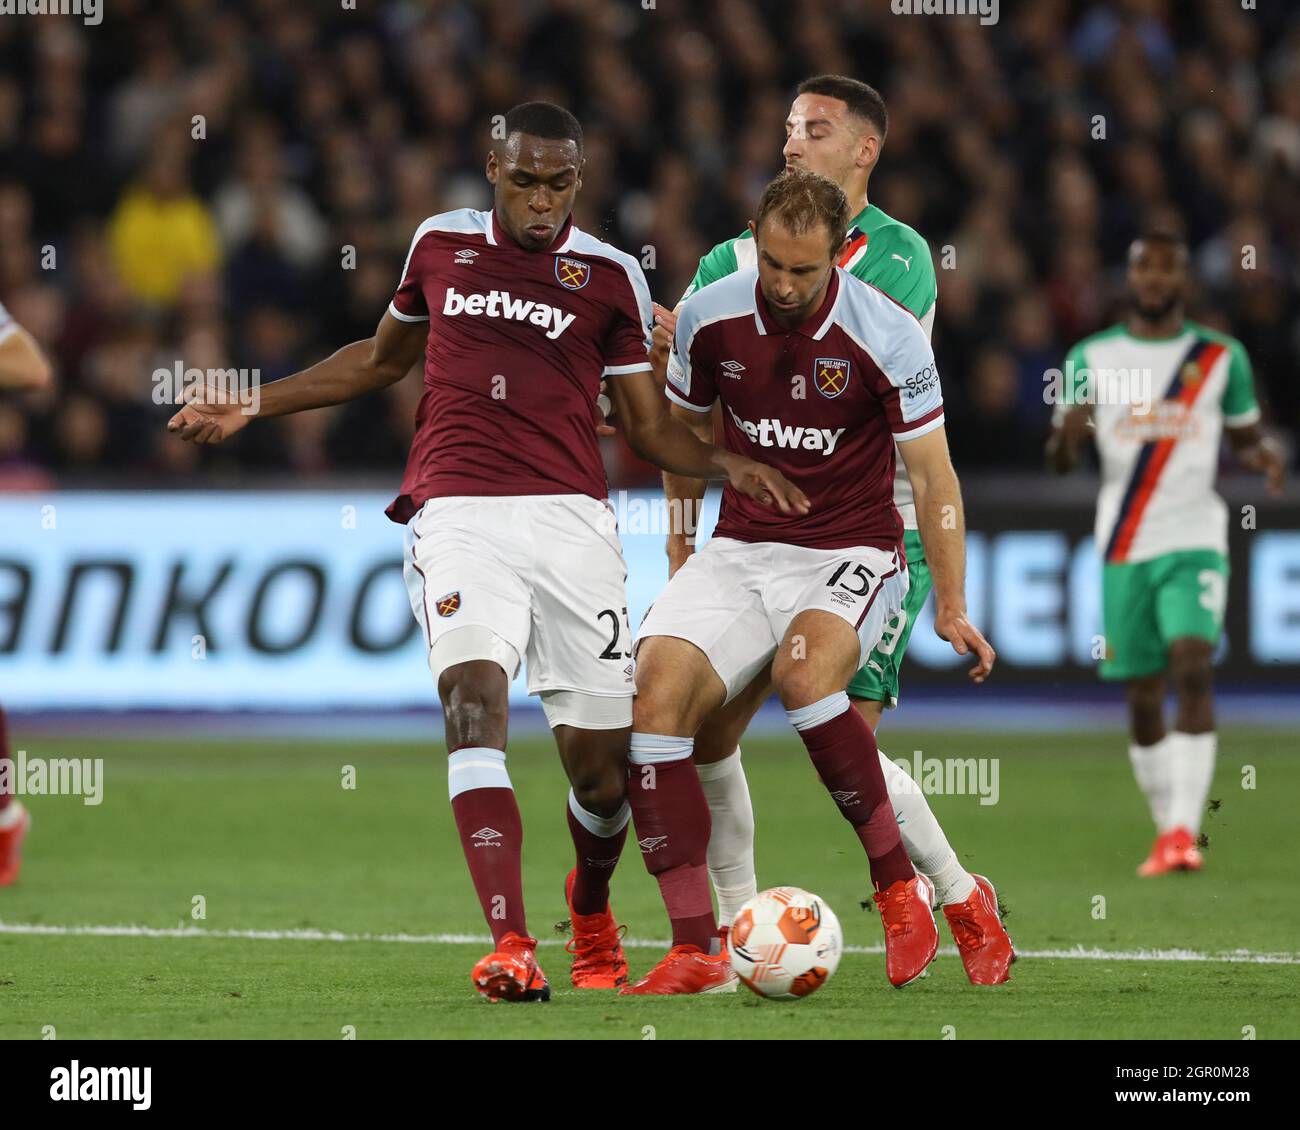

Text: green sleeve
xmin=1220 ymin=338 xmax=1260 ymax=424
xmin=853 ymin=226 xmax=935 ymax=321
xmin=680 ymin=238 xmax=739 ymax=304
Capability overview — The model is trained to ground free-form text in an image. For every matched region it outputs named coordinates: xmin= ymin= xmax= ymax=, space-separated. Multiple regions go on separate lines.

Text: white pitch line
xmin=1 ymin=921 xmax=1297 ymax=965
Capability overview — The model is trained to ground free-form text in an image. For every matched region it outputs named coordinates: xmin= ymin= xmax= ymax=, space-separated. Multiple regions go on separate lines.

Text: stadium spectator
xmin=0 ymin=1 xmax=1293 ymax=484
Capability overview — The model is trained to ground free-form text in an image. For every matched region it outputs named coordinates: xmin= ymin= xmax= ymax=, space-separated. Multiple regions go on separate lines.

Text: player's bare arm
xmin=1046 ymin=402 xmax=1093 ymax=475
xmin=606 ymin=368 xmax=810 ymax=515
xmin=897 ymin=423 xmax=995 ymax=682
xmin=0 ymin=326 xmax=53 ymax=391
xmin=168 ymin=311 xmax=426 ymax=445
xmin=661 ymin=400 xmax=713 ymax=576
xmin=650 ymin=299 xmax=723 ymax=572
xmin=1226 ymin=423 xmax=1286 ymax=496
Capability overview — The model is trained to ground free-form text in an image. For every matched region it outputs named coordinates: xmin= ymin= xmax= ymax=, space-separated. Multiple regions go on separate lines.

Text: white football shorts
xmin=402 ymin=495 xmax=634 ymax=719
xmin=635 ymin=536 xmax=909 ymax=703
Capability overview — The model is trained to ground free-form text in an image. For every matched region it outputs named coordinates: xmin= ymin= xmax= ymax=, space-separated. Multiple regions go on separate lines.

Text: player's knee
xmin=571 ymin=769 xmax=627 ymax=818
xmin=771 ymin=660 xmax=830 ymax=711
xmin=631 ymin=672 xmax=685 ymax=735
xmin=438 ymin=662 xmax=509 ymax=743
xmin=1170 ymin=655 xmax=1213 ymax=704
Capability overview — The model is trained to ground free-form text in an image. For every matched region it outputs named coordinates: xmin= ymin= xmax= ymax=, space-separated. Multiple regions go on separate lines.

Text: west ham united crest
xmin=555 ymin=256 xmax=591 ymax=291
xmin=815 ymin=357 xmax=851 ymax=399
xmin=435 ymin=592 xmax=461 ymax=618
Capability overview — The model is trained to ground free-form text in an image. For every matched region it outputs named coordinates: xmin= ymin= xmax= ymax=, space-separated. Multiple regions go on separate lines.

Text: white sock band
xmin=447 ymin=747 xmax=511 ymax=801
xmin=629 ymin=732 xmax=694 ymax=765
xmin=567 ymin=789 xmax=631 ymax=838
xmin=786 ymin=692 xmax=851 ymax=732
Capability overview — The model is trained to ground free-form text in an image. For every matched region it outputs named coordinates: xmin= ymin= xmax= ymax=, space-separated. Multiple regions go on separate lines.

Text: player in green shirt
xmin=648 ymin=75 xmax=1012 ymax=985
xmin=1047 ymin=234 xmax=1284 ymax=876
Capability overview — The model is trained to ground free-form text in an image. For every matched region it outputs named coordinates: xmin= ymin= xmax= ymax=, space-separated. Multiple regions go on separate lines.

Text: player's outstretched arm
xmin=0 ymin=326 xmax=54 ymax=391
xmin=606 ymin=368 xmax=809 ymax=516
xmin=1226 ymin=423 xmax=1286 ymax=496
xmin=1045 ymin=403 xmax=1093 ymax=474
xmin=898 ymin=423 xmax=995 ymax=683
xmin=168 ymin=312 xmax=426 ymax=445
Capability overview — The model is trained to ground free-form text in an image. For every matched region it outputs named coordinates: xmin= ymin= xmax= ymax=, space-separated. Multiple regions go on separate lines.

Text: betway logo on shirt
xmin=725 ymin=404 xmax=845 ymax=455
xmin=442 ymin=286 xmax=576 ymax=340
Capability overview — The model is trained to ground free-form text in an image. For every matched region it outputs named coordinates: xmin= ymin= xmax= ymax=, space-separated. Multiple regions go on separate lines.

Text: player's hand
xmin=1244 ymin=437 xmax=1286 ymax=496
xmin=592 ymin=378 xmax=616 ymax=437
xmin=650 ymin=302 xmax=677 ymax=368
xmin=166 ymin=384 xmax=252 ymax=445
xmin=722 ymin=454 xmax=810 ymax=515
xmin=933 ymin=608 xmax=996 ymax=683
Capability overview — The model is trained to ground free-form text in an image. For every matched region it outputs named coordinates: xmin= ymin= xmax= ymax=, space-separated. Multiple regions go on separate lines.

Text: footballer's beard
xmin=784 ymin=155 xmax=856 ymax=197
xmin=1130 ymin=290 xmax=1182 ymax=324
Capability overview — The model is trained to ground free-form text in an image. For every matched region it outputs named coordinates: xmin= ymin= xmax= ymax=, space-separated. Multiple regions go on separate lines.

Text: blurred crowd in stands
xmin=0 ymin=0 xmax=1296 ymax=491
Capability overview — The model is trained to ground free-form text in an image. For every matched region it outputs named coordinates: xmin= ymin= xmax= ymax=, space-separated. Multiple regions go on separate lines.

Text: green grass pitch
xmin=1 ymin=728 xmax=1297 ymax=1040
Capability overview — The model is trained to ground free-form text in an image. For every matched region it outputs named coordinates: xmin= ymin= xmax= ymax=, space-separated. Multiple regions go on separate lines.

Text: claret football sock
xmin=447 ymin=746 xmax=528 ymax=944
xmin=628 ymin=733 xmax=716 ymax=952
xmin=1166 ymin=730 xmax=1217 ymax=836
xmin=566 ymin=789 xmax=630 ymax=916
xmin=1128 ymin=734 xmax=1175 ymax=831
xmin=787 ymin=692 xmax=912 ymax=891
xmin=697 ymin=747 xmax=758 ymax=926
xmin=877 ymin=746 xmax=975 ymax=905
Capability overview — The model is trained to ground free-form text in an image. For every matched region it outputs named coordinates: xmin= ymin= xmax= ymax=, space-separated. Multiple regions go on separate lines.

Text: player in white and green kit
xmin=649 ymin=76 xmax=1013 ymax=985
xmin=1048 ymin=233 xmax=1284 ymax=876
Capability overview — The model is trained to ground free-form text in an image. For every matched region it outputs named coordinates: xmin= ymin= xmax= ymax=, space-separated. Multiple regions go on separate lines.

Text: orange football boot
xmin=943 ymin=874 xmax=1015 ymax=985
xmin=1137 ymin=826 xmax=1203 ymax=876
xmin=0 ymin=802 xmax=31 ymax=887
xmin=619 ymin=944 xmax=736 ymax=995
xmin=471 ymin=932 xmax=551 ymax=1002
xmin=563 ymin=868 xmax=628 ymax=989
xmin=873 ymin=875 xmax=939 ymax=987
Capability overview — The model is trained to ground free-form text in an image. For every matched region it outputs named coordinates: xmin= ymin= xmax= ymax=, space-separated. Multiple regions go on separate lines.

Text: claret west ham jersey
xmin=665 ymin=266 xmax=943 ymax=552
xmin=385 ymin=209 xmax=653 ymax=523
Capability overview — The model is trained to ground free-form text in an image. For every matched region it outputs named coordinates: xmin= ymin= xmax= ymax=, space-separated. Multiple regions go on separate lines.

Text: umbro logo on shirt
xmin=442 ymin=286 xmax=576 ymax=340
xmin=454 ymin=249 xmax=478 ymax=265
xmin=830 ymin=790 xmax=860 ymax=805
xmin=721 ymin=360 xmax=746 ymax=378
xmin=638 ymin=835 xmax=668 ymax=853
xmin=471 ymin=827 xmax=503 ymax=847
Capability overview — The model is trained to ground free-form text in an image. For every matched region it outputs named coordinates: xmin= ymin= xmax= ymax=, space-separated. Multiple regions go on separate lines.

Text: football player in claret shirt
xmin=1048 ymin=233 xmax=1283 ymax=877
xmin=621 ymin=170 xmax=996 ymax=995
xmin=645 ymin=75 xmax=1013 ymax=986
xmin=169 ymin=103 xmax=805 ymax=1002
xmin=0 ymin=299 xmax=53 ymax=886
